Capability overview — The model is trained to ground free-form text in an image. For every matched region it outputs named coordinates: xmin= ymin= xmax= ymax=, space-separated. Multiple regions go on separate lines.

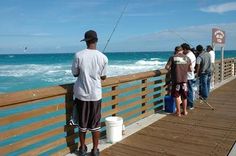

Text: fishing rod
xmin=102 ymin=1 xmax=129 ymax=53
xmin=168 ymin=29 xmax=194 ymax=48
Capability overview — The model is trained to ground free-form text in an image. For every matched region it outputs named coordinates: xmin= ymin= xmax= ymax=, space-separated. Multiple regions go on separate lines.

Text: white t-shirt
xmin=71 ymin=49 xmax=108 ymax=101
xmin=209 ymin=50 xmax=215 ymax=63
xmin=186 ymin=50 xmax=196 ymax=80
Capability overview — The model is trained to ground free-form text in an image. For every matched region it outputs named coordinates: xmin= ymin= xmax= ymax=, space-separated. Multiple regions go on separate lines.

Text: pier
xmin=0 ymin=58 xmax=236 ymax=155
xmin=101 ymin=77 xmax=236 ymax=156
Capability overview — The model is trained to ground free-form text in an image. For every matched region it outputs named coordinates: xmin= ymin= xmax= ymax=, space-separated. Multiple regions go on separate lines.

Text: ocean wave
xmin=108 ymin=62 xmax=166 ymax=76
xmin=135 ymin=59 xmax=166 ymax=66
xmin=0 ymin=64 xmax=69 ymax=77
xmin=0 ymin=59 xmax=167 ymax=88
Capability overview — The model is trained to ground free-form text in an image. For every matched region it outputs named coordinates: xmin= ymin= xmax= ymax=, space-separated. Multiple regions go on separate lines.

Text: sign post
xmin=212 ymin=28 xmax=226 ymax=82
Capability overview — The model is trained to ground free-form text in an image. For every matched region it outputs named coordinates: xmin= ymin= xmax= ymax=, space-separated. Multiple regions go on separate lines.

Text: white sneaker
xmin=189 ymin=107 xmax=194 ymax=110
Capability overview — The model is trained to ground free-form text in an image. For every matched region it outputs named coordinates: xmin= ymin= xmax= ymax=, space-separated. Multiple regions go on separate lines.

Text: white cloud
xmin=105 ymin=23 xmax=236 ymax=51
xmin=200 ymin=2 xmax=236 ymax=13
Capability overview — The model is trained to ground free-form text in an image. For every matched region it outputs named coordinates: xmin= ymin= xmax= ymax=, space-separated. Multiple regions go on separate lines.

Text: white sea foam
xmin=0 ymin=64 xmax=64 ymax=77
xmin=0 ymin=59 xmax=167 ymax=86
xmin=108 ymin=59 xmax=166 ymax=76
xmin=135 ymin=59 xmax=166 ymax=66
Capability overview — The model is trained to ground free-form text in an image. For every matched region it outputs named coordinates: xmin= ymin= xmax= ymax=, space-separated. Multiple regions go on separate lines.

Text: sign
xmin=212 ymin=28 xmax=225 ymax=45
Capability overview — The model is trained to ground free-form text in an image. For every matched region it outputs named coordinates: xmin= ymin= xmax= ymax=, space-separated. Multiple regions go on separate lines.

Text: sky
xmin=0 ymin=0 xmax=236 ymax=54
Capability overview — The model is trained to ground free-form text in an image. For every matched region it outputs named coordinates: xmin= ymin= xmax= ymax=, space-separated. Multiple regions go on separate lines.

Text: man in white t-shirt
xmin=71 ymin=30 xmax=108 ymax=156
xmin=206 ymin=45 xmax=215 ymax=70
xmin=206 ymin=45 xmax=215 ymax=90
xmin=181 ymin=43 xmax=196 ymax=110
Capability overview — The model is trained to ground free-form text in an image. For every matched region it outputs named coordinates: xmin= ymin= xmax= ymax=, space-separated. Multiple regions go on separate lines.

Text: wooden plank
xmin=124 ymin=110 xmax=154 ymax=126
xmin=102 ymin=89 xmax=155 ymax=108
xmin=0 ymin=127 xmax=64 ymax=155
xmin=120 ymin=100 xmax=163 ymax=120
xmin=0 ymin=114 xmax=66 ymax=141
xmin=102 ymin=69 xmax=167 ymax=87
xmin=0 ymin=95 xmax=65 ymax=110
xmin=50 ymin=137 xmax=93 ymax=156
xmin=102 ymin=109 xmax=119 ymax=118
xmin=0 ymin=84 xmax=73 ymax=108
xmin=102 ymin=79 xmax=162 ymax=98
xmin=102 ymin=93 xmax=162 ymax=119
xmin=0 ymin=103 xmax=65 ymax=126
xmin=50 ymin=143 xmax=78 ymax=156
xmin=21 ymin=131 xmax=79 ymax=156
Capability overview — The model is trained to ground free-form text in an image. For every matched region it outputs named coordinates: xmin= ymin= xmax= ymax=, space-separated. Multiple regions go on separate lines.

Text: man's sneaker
xmin=188 ymin=107 xmax=194 ymax=110
xmin=78 ymin=145 xmax=87 ymax=156
xmin=91 ymin=148 xmax=100 ymax=156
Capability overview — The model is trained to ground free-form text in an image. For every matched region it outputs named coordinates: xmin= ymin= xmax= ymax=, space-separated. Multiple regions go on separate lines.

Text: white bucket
xmin=105 ymin=116 xmax=123 ymax=143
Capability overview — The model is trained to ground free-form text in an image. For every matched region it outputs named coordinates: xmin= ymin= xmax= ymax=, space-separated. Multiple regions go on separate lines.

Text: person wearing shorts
xmin=71 ymin=30 xmax=108 ymax=156
xmin=165 ymin=46 xmax=191 ymax=117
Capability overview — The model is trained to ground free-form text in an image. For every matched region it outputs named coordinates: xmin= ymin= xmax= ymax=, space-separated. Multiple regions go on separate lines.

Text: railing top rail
xmin=0 ymin=69 xmax=167 ymax=108
xmin=102 ymin=69 xmax=167 ymax=87
xmin=215 ymin=57 xmax=236 ymax=63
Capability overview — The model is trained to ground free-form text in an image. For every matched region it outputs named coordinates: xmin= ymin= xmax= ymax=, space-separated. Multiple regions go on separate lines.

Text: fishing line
xmin=103 ymin=1 xmax=129 ymax=53
xmin=168 ymin=29 xmax=194 ymax=48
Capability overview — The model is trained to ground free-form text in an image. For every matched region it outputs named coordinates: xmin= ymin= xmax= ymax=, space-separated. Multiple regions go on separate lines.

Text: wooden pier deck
xmin=101 ymin=78 xmax=236 ymax=156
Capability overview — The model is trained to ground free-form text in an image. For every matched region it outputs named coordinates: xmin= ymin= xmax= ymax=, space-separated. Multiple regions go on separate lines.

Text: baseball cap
xmin=80 ymin=30 xmax=98 ymax=42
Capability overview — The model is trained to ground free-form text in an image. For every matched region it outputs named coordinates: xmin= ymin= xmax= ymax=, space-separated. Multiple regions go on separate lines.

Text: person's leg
xmin=89 ymin=100 xmax=101 ymax=155
xmin=207 ymin=73 xmax=211 ymax=94
xmin=92 ymin=131 xmax=100 ymax=150
xmin=77 ymin=99 xmax=89 ymax=154
xmin=200 ymin=74 xmax=208 ymax=99
xmin=182 ymin=83 xmax=188 ymax=115
xmin=175 ymin=96 xmax=181 ymax=116
xmin=79 ymin=131 xmax=87 ymax=149
xmin=182 ymin=98 xmax=188 ymax=115
xmin=187 ymin=80 xmax=194 ymax=108
xmin=172 ymin=83 xmax=181 ymax=116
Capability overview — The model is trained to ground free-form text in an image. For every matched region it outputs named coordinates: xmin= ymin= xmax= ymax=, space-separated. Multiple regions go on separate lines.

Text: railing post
xmin=141 ymin=79 xmax=147 ymax=114
xmin=153 ymin=78 xmax=164 ymax=112
xmin=233 ymin=58 xmax=236 ymax=76
xmin=112 ymin=85 xmax=118 ymax=116
xmin=65 ymin=91 xmax=76 ymax=152
xmin=221 ymin=47 xmax=224 ymax=82
xmin=231 ymin=60 xmax=234 ymax=77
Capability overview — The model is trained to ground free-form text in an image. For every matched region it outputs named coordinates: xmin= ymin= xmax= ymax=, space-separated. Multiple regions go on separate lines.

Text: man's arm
xmin=195 ymin=56 xmax=201 ymax=77
xmin=101 ymin=57 xmax=108 ymax=80
xmin=188 ymin=58 xmax=192 ymax=72
xmin=195 ymin=64 xmax=200 ymax=77
xmin=71 ymin=55 xmax=80 ymax=77
xmin=165 ymin=57 xmax=172 ymax=71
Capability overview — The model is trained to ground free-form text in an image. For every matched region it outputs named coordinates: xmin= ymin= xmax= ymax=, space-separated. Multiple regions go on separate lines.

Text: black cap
xmin=80 ymin=30 xmax=98 ymax=42
xmin=196 ymin=45 xmax=203 ymax=52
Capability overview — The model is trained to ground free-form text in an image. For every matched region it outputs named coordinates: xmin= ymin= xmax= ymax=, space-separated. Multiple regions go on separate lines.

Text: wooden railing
xmin=0 ymin=69 xmax=167 ymax=155
xmin=214 ymin=58 xmax=236 ymax=84
xmin=0 ymin=58 xmax=235 ymax=156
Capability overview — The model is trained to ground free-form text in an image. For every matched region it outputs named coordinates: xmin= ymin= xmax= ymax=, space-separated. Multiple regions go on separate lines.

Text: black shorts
xmin=74 ymin=98 xmax=102 ymax=132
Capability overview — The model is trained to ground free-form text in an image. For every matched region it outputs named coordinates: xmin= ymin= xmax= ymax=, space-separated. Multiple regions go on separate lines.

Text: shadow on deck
xmin=101 ymin=78 xmax=236 ymax=156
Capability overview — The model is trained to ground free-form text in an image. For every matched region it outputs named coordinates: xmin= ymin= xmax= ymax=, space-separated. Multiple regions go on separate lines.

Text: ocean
xmin=1 ymin=50 xmax=236 ymax=93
